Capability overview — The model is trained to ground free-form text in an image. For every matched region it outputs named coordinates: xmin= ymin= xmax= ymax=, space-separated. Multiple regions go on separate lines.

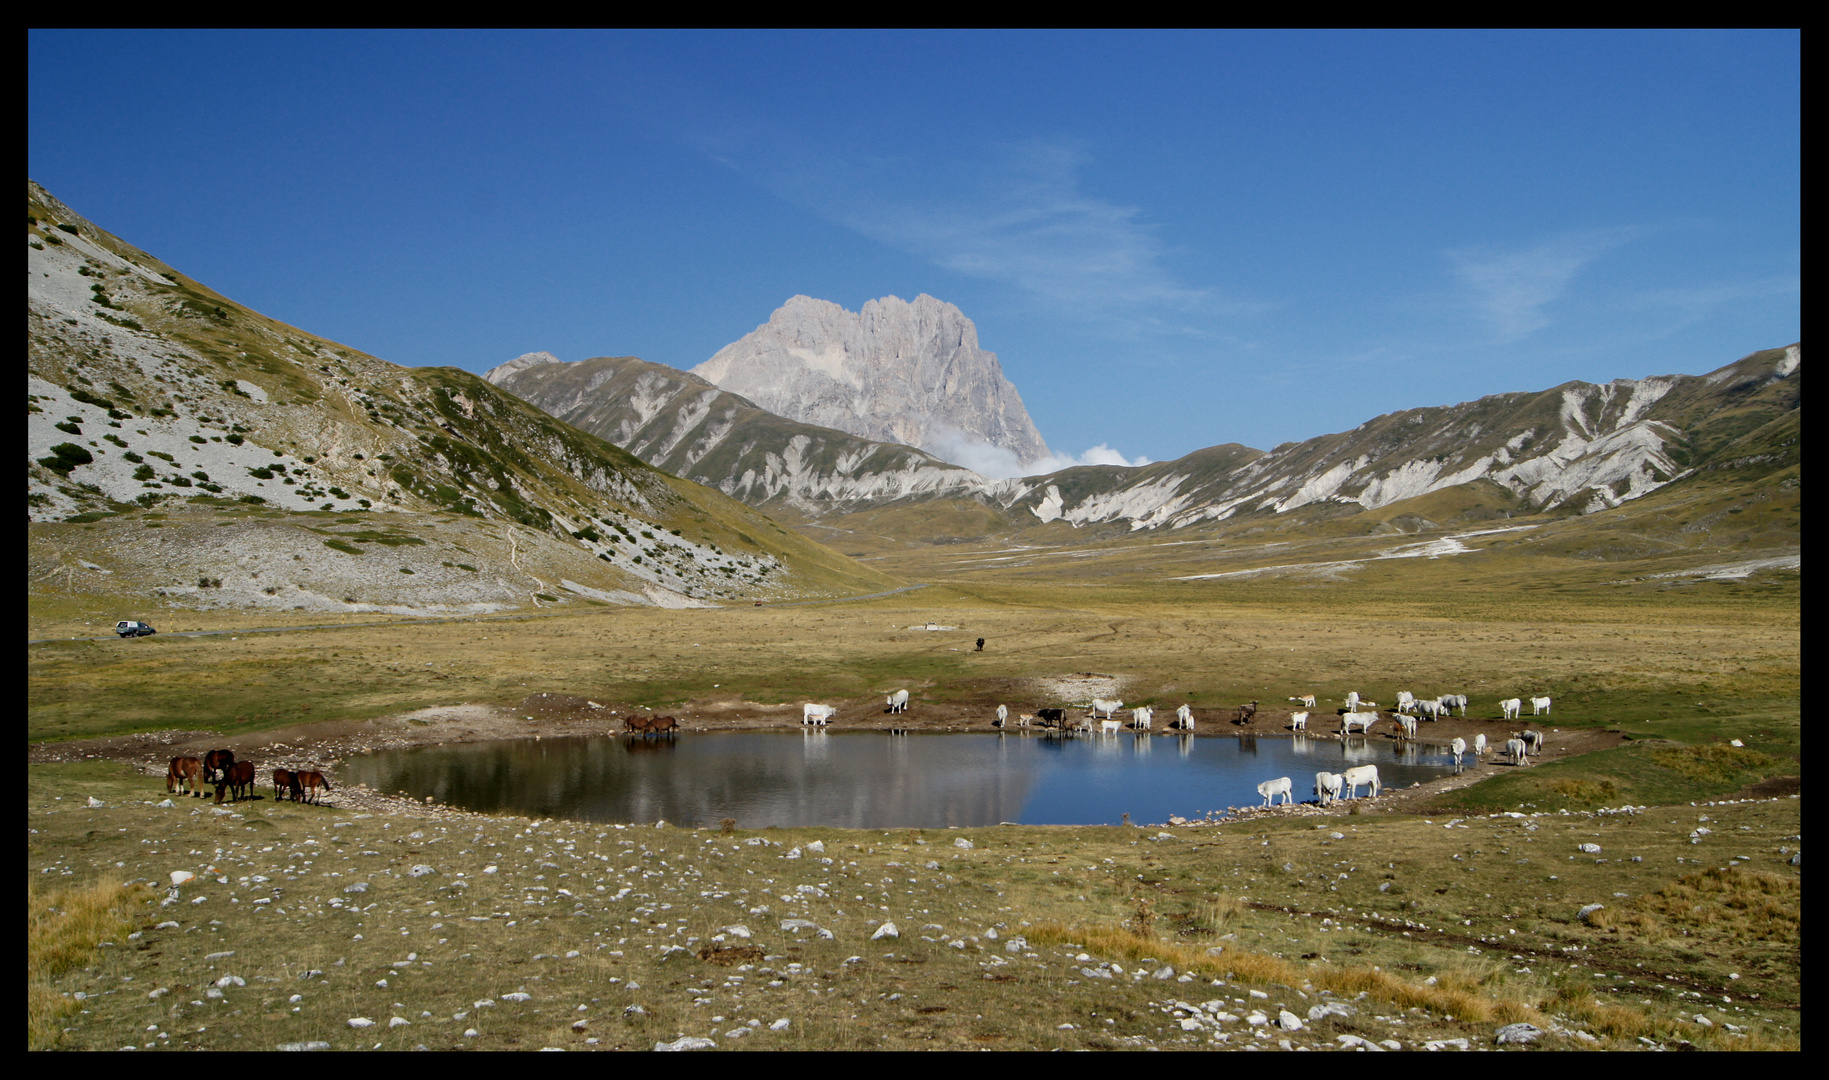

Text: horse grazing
xmin=296 ymin=770 xmax=331 ymax=805
xmin=167 ymin=756 xmax=204 ymax=798
xmin=624 ymin=714 xmax=652 ymax=734
xmin=648 ymin=715 xmax=679 ymax=735
xmin=272 ymin=768 xmax=300 ymax=802
xmin=203 ymin=748 xmax=236 ymax=785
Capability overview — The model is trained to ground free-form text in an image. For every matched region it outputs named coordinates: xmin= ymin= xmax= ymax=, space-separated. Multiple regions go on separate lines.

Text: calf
xmin=1175 ymin=704 xmax=1194 ymax=730
xmin=886 ymin=689 xmax=910 ymax=714
xmin=1257 ymin=777 xmax=1294 ymax=807
xmin=1131 ymin=706 xmax=1153 ymax=731
xmin=1341 ymin=764 xmax=1381 ymax=799
xmin=1290 ymin=711 xmax=1308 ymax=732
xmin=1236 ymin=700 xmax=1259 ymax=724
xmin=1395 ymin=713 xmax=1418 ymax=739
xmin=1290 ymin=694 xmax=1317 ymax=709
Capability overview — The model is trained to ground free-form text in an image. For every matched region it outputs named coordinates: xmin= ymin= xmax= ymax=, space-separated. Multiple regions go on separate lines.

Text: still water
xmin=339 ymin=731 xmax=1464 ymax=828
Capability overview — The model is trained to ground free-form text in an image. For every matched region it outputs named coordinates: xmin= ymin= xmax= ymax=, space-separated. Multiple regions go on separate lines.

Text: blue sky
xmin=29 ymin=30 xmax=1799 ymax=469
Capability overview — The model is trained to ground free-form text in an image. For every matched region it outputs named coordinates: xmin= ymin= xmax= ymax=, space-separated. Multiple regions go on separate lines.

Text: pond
xmin=338 ymin=731 xmax=1465 ymax=828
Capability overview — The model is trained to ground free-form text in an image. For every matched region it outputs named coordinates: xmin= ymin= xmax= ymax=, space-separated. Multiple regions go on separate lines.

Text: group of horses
xmin=164 ymin=748 xmax=329 ymax=806
xmin=623 ymin=714 xmax=679 ymax=735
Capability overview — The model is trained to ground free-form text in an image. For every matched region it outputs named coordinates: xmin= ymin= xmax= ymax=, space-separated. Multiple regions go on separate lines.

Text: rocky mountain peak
xmin=691 ymin=294 xmax=1052 ymax=468
xmin=483 ymin=351 xmax=564 ymax=386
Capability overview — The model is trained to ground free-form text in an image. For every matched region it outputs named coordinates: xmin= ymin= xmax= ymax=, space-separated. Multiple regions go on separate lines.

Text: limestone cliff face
xmin=691 ymin=294 xmax=1051 ymax=466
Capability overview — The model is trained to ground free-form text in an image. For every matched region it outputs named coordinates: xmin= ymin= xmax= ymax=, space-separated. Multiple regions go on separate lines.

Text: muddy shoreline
xmin=28 ymin=694 xmax=1629 ymax=823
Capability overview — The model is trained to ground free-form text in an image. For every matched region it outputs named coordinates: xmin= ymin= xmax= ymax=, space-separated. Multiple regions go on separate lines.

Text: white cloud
xmin=922 ymin=426 xmax=1149 ymax=479
xmin=1447 ymin=229 xmax=1638 ymax=339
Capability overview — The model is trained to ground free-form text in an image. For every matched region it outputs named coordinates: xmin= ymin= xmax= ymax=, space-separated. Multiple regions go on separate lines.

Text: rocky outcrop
xmin=692 ymin=294 xmax=1051 ymax=466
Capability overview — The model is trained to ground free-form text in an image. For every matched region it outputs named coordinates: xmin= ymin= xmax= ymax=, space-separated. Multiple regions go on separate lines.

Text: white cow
xmin=1290 ymin=711 xmax=1309 ymax=732
xmin=1450 ymin=737 xmax=1466 ymax=769
xmin=1257 ymin=776 xmax=1294 ymax=807
xmin=1521 ymin=729 xmax=1544 ymax=756
xmin=1416 ymin=698 xmax=1445 ymax=720
xmin=1090 ymin=697 xmax=1124 ymax=720
xmin=1290 ymin=694 xmax=1317 ymax=709
xmin=1344 ymin=692 xmax=1361 ymax=712
xmin=1531 ymin=696 xmax=1552 ymax=716
xmin=1315 ymin=771 xmax=1345 ymax=807
xmin=802 ymin=703 xmax=835 ymax=726
xmin=1175 ymin=704 xmax=1194 ymax=730
xmin=1341 ymin=765 xmax=1381 ymax=799
xmin=1395 ymin=691 xmax=1415 ymax=713
xmin=1444 ymin=694 xmax=1468 ymax=716
xmin=887 ymin=689 xmax=910 ymax=713
xmin=1132 ymin=706 xmax=1153 ymax=731
xmin=1340 ymin=711 xmax=1379 ymax=736
xmin=1100 ymin=719 xmax=1122 ymax=735
xmin=1473 ymin=733 xmax=1488 ymax=757
xmin=1505 ymin=737 xmax=1530 ymax=766
xmin=1500 ymin=698 xmax=1522 ymax=721
xmin=1395 ymin=713 xmax=1418 ymax=739
xmin=995 ymin=704 xmax=1008 ymax=728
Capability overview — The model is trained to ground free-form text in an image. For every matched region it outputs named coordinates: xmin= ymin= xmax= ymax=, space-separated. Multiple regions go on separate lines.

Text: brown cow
xmin=273 ymin=768 xmax=301 ymax=802
xmin=167 ymin=756 xmax=204 ymax=798
xmin=296 ymin=770 xmax=330 ymax=805
xmin=203 ymin=748 xmax=236 ymax=785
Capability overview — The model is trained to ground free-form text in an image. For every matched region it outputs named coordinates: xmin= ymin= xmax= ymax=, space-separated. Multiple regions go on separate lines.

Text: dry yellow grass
xmin=28 ymin=878 xmax=155 ymax=1048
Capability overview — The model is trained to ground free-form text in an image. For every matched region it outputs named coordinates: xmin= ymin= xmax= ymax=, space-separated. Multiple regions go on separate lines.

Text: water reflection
xmin=339 ymin=732 xmax=1463 ymax=829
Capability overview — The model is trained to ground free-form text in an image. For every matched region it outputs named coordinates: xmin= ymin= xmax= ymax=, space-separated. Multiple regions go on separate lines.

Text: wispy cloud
xmin=1446 ymin=229 xmax=1639 ymax=339
xmin=709 ymin=133 xmax=1249 ymax=334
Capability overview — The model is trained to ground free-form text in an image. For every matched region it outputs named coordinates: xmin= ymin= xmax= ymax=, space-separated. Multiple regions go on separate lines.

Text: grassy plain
xmin=27 ymin=760 xmax=1799 ymax=1051
xmin=27 ymin=498 xmax=1798 ymax=1050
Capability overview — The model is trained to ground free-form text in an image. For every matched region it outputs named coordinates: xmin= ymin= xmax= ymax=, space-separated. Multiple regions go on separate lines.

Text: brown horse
xmin=203 ymin=748 xmax=236 ymax=784
xmin=296 ymin=770 xmax=330 ymax=805
xmin=648 ymin=715 xmax=678 ymax=734
xmin=273 ymin=768 xmax=300 ymax=802
xmin=624 ymin=715 xmax=652 ymax=734
xmin=215 ymin=760 xmax=256 ymax=804
xmin=167 ymin=756 xmax=204 ymax=797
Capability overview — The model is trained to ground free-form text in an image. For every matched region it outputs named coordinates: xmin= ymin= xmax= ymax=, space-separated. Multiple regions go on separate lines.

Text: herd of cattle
xmin=164 ymin=749 xmax=330 ymax=806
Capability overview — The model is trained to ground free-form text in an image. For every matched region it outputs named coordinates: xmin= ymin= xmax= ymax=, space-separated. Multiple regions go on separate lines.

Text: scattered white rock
xmin=170 ymin=871 xmax=196 ymax=887
xmin=1278 ymin=1010 xmax=1304 ymax=1030
xmin=87 ymin=797 xmax=104 ymax=808
xmin=276 ymin=1041 xmax=331 ymax=1051
xmin=871 ymin=921 xmax=899 ymax=940
xmin=347 ymin=1018 xmax=375 ymax=1029
xmin=654 ymin=1036 xmax=716 ymax=1051
xmin=214 ymin=975 xmax=245 ymax=988
xmin=1494 ymin=1022 xmax=1542 ymax=1045
xmin=408 ymin=865 xmax=435 ymax=877
xmin=389 ymin=1017 xmax=411 ymax=1028
xmin=770 ymin=1018 xmax=790 ymax=1031
xmin=1578 ymin=843 xmax=1602 ymax=854
xmin=1578 ymin=904 xmax=1607 ymax=924
xmin=1423 ymin=1038 xmax=1471 ymax=1051
xmin=156 ymin=799 xmax=176 ymax=808
xmin=502 ymin=993 xmax=531 ymax=1003
xmin=805 ymin=841 xmax=825 ymax=854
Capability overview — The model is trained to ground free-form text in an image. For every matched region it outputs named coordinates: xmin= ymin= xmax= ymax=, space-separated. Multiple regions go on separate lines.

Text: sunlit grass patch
xmin=28 ymin=878 xmax=157 ymax=1049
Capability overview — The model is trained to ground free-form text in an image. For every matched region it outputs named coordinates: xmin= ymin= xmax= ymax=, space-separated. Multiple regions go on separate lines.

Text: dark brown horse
xmin=203 ymin=749 xmax=236 ymax=784
xmin=167 ymin=756 xmax=203 ymax=797
xmin=648 ymin=715 xmax=678 ymax=734
xmin=296 ymin=770 xmax=330 ymax=805
xmin=215 ymin=760 xmax=256 ymax=804
xmin=624 ymin=714 xmax=653 ymax=734
xmin=273 ymin=768 xmax=300 ymax=802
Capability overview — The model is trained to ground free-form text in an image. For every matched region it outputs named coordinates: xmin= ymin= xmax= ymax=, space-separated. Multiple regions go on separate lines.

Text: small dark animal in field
xmin=1235 ymin=701 xmax=1259 ymax=725
xmin=203 ymin=748 xmax=236 ymax=784
xmin=296 ymin=770 xmax=330 ymax=804
xmin=975 ymin=638 xmax=984 ymax=652
xmin=215 ymin=760 xmax=255 ymax=804
xmin=1036 ymin=707 xmax=1066 ymax=729
xmin=273 ymin=768 xmax=300 ymax=802
xmin=167 ymin=756 xmax=203 ymax=797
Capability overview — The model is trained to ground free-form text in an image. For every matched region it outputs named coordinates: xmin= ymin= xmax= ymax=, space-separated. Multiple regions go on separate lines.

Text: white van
xmin=116 ymin=620 xmax=156 ymax=637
